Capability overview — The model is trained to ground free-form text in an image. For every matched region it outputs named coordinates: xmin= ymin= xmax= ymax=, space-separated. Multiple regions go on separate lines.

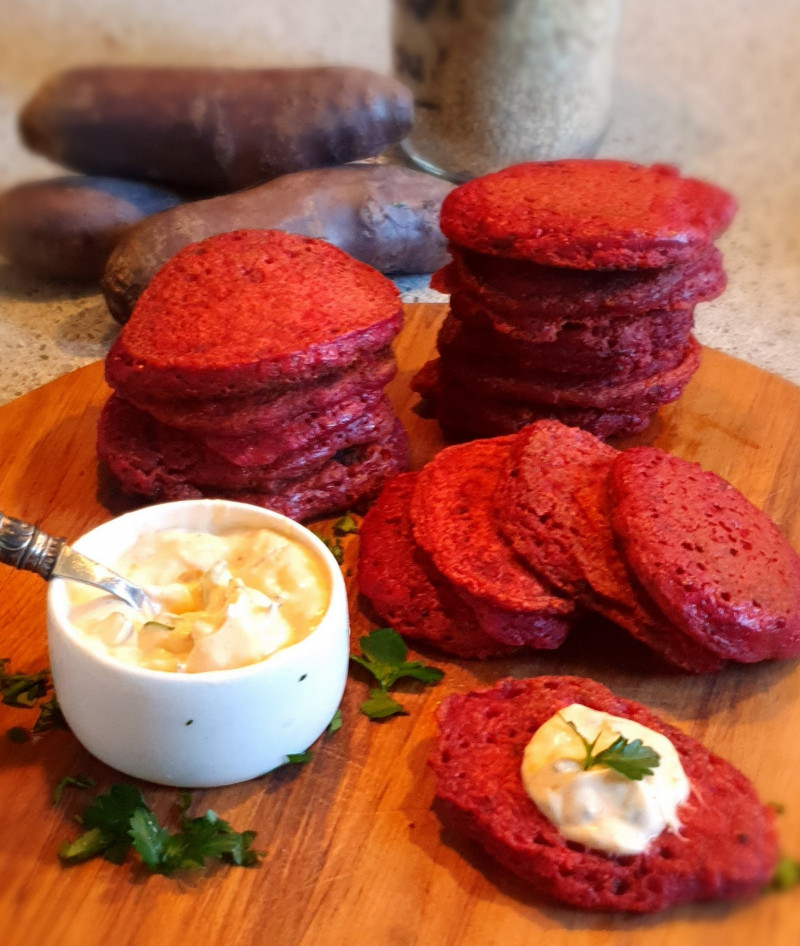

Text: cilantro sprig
xmin=58 ymin=784 xmax=262 ymax=874
xmin=561 ymin=716 xmax=661 ymax=781
xmin=350 ymin=628 xmax=443 ymax=720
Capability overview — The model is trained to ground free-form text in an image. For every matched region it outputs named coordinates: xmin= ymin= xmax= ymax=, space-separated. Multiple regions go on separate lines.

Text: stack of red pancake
xmin=98 ymin=229 xmax=409 ymax=520
xmin=415 ymin=160 xmax=737 ymax=440
xmin=358 ymin=420 xmax=800 ymax=670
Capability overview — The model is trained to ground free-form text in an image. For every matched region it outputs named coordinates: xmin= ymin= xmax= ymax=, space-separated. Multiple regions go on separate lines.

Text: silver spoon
xmin=0 ymin=511 xmax=156 ymax=613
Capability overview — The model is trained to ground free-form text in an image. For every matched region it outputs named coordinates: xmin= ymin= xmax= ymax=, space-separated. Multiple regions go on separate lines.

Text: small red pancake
xmin=429 ymin=676 xmax=778 ymax=913
xmin=440 ymin=160 xmax=737 ymax=269
xmin=97 ymin=395 xmax=409 ymax=521
xmin=357 ymin=474 xmax=517 ymax=658
xmin=433 ymin=243 xmax=726 ymax=316
xmin=499 ymin=421 xmax=723 ymax=672
xmin=410 ymin=436 xmax=572 ymax=645
xmin=105 ymin=229 xmax=403 ymax=400
xmin=120 ymin=350 xmax=397 ymax=436
xmin=436 ymin=336 xmax=701 ymax=412
xmin=611 ymin=448 xmax=800 ymax=662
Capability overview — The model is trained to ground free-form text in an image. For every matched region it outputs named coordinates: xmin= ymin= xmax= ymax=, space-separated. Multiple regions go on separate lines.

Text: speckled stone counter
xmin=0 ymin=0 xmax=798 ymax=405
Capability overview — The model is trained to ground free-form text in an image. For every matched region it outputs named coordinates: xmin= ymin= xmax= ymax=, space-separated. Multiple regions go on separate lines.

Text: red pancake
xmin=410 ymin=436 xmax=572 ymax=646
xmin=440 ymin=160 xmax=737 ymax=269
xmin=499 ymin=422 xmax=724 ymax=673
xmin=105 ymin=229 xmax=403 ymax=400
xmin=611 ymin=448 xmax=800 ymax=662
xmin=357 ymin=474 xmax=518 ymax=658
xmin=121 ymin=350 xmax=397 ymax=436
xmin=97 ymin=395 xmax=409 ymax=521
xmin=433 ymin=244 xmax=726 ymax=316
xmin=430 ymin=676 xmax=778 ymax=913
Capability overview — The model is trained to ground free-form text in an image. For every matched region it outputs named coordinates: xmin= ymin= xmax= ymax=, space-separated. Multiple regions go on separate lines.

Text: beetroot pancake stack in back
xmin=99 ymin=229 xmax=409 ymax=520
xmin=416 ymin=160 xmax=736 ymax=440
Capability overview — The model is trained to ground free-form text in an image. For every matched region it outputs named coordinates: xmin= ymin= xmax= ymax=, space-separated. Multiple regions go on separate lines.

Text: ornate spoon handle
xmin=0 ymin=512 xmax=64 ymax=579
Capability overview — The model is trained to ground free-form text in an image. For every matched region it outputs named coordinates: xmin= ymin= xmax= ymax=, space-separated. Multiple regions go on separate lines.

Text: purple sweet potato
xmin=19 ymin=66 xmax=413 ymax=193
xmin=101 ymin=164 xmax=454 ymax=323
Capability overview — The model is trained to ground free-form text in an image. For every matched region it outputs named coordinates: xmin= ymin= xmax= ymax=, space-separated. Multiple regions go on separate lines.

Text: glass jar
xmin=392 ymin=0 xmax=622 ymax=181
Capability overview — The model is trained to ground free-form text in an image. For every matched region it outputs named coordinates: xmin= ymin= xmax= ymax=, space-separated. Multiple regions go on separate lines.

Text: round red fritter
xmin=448 ymin=294 xmax=695 ymax=356
xmin=499 ymin=422 xmax=723 ymax=673
xmin=411 ymin=361 xmax=653 ymax=441
xmin=105 ymin=230 xmax=403 ymax=400
xmin=97 ymin=395 xmax=409 ymax=521
xmin=440 ymin=161 xmax=737 ymax=269
xmin=438 ymin=336 xmax=701 ymax=412
xmin=437 ymin=311 xmax=691 ymax=381
xmin=410 ymin=436 xmax=572 ymax=643
xmin=429 ymin=676 xmax=778 ymax=913
xmin=118 ymin=350 xmax=397 ymax=435
xmin=610 ymin=448 xmax=800 ymax=662
xmin=433 ymin=244 xmax=726 ymax=315
xmin=357 ymin=474 xmax=517 ymax=659
xmin=195 ymin=389 xmax=386 ymax=467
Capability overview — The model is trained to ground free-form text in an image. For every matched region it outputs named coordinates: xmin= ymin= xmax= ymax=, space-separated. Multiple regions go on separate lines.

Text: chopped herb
xmin=7 ymin=726 xmax=29 ymax=743
xmin=768 ymin=801 xmax=786 ymax=815
xmin=33 ymin=696 xmax=67 ymax=733
xmin=768 ymin=856 xmax=800 ymax=892
xmin=285 ymin=750 xmax=313 ymax=765
xmin=0 ymin=659 xmax=51 ymax=707
xmin=360 ymin=688 xmax=407 ymax=720
xmin=313 ymin=532 xmax=344 ymax=565
xmin=327 ymin=709 xmax=343 ymax=735
xmin=561 ymin=716 xmax=661 ymax=781
xmin=185 ymin=719 xmax=193 ymax=726
xmin=350 ymin=628 xmax=443 ymax=720
xmin=59 ymin=784 xmax=262 ymax=874
xmin=333 ymin=512 xmax=359 ymax=535
xmin=53 ymin=775 xmax=96 ymax=807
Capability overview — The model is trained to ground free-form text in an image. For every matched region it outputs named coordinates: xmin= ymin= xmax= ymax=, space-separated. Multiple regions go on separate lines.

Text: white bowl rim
xmin=47 ymin=498 xmax=348 ymax=684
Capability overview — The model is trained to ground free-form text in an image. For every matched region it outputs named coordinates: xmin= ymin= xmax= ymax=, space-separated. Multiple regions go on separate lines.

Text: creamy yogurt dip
xmin=66 ymin=529 xmax=329 ymax=673
xmin=521 ymin=703 xmax=690 ymax=855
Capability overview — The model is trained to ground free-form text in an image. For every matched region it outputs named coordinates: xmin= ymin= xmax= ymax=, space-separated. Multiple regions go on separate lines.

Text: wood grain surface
xmin=0 ymin=303 xmax=798 ymax=946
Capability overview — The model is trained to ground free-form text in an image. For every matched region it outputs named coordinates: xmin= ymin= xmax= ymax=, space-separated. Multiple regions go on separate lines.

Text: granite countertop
xmin=1 ymin=0 xmax=799 ymax=406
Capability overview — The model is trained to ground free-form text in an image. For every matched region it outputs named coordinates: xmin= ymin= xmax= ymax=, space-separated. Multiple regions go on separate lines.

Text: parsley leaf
xmin=313 ymin=532 xmax=344 ymax=565
xmin=327 ymin=709 xmax=343 ymax=735
xmin=562 ymin=717 xmax=661 ymax=781
xmin=60 ymin=785 xmax=263 ymax=875
xmin=360 ymin=688 xmax=407 ymax=719
xmin=285 ymin=750 xmax=313 ymax=765
xmin=53 ymin=775 xmax=96 ymax=806
xmin=769 ymin=856 xmax=800 ymax=892
xmin=33 ymin=695 xmax=67 ymax=732
xmin=351 ymin=627 xmax=444 ymax=690
xmin=333 ymin=512 xmax=359 ymax=535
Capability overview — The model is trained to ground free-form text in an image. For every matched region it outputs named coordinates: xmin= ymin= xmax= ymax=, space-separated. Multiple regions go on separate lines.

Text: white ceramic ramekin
xmin=47 ymin=499 xmax=349 ymax=788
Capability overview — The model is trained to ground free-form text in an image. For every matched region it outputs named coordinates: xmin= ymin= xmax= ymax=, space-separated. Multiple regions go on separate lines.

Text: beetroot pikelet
xmin=432 ymin=335 xmax=701 ymax=412
xmin=611 ymin=448 xmax=800 ymax=662
xmin=410 ymin=436 xmax=573 ymax=647
xmin=123 ymin=349 xmax=397 ymax=436
xmin=429 ymin=676 xmax=778 ymax=913
xmin=411 ymin=361 xmax=652 ymax=441
xmin=194 ymin=389 xmax=386 ymax=467
xmin=358 ymin=474 xmax=517 ymax=659
xmin=448 ymin=293 xmax=695 ymax=355
xmin=439 ymin=160 xmax=737 ymax=269
xmin=437 ymin=311 xmax=691 ymax=381
xmin=499 ymin=421 xmax=723 ymax=673
xmin=433 ymin=244 xmax=726 ymax=316
xmin=98 ymin=395 xmax=408 ymax=520
xmin=99 ymin=394 xmax=398 ymax=490
xmin=104 ymin=229 xmax=403 ymax=401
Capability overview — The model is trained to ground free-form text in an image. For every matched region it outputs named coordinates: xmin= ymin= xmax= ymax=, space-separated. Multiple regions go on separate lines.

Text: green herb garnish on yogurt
xmin=561 ymin=716 xmax=661 ymax=781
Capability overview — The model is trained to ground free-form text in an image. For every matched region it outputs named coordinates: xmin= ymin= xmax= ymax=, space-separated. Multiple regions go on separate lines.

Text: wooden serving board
xmin=0 ymin=303 xmax=798 ymax=946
